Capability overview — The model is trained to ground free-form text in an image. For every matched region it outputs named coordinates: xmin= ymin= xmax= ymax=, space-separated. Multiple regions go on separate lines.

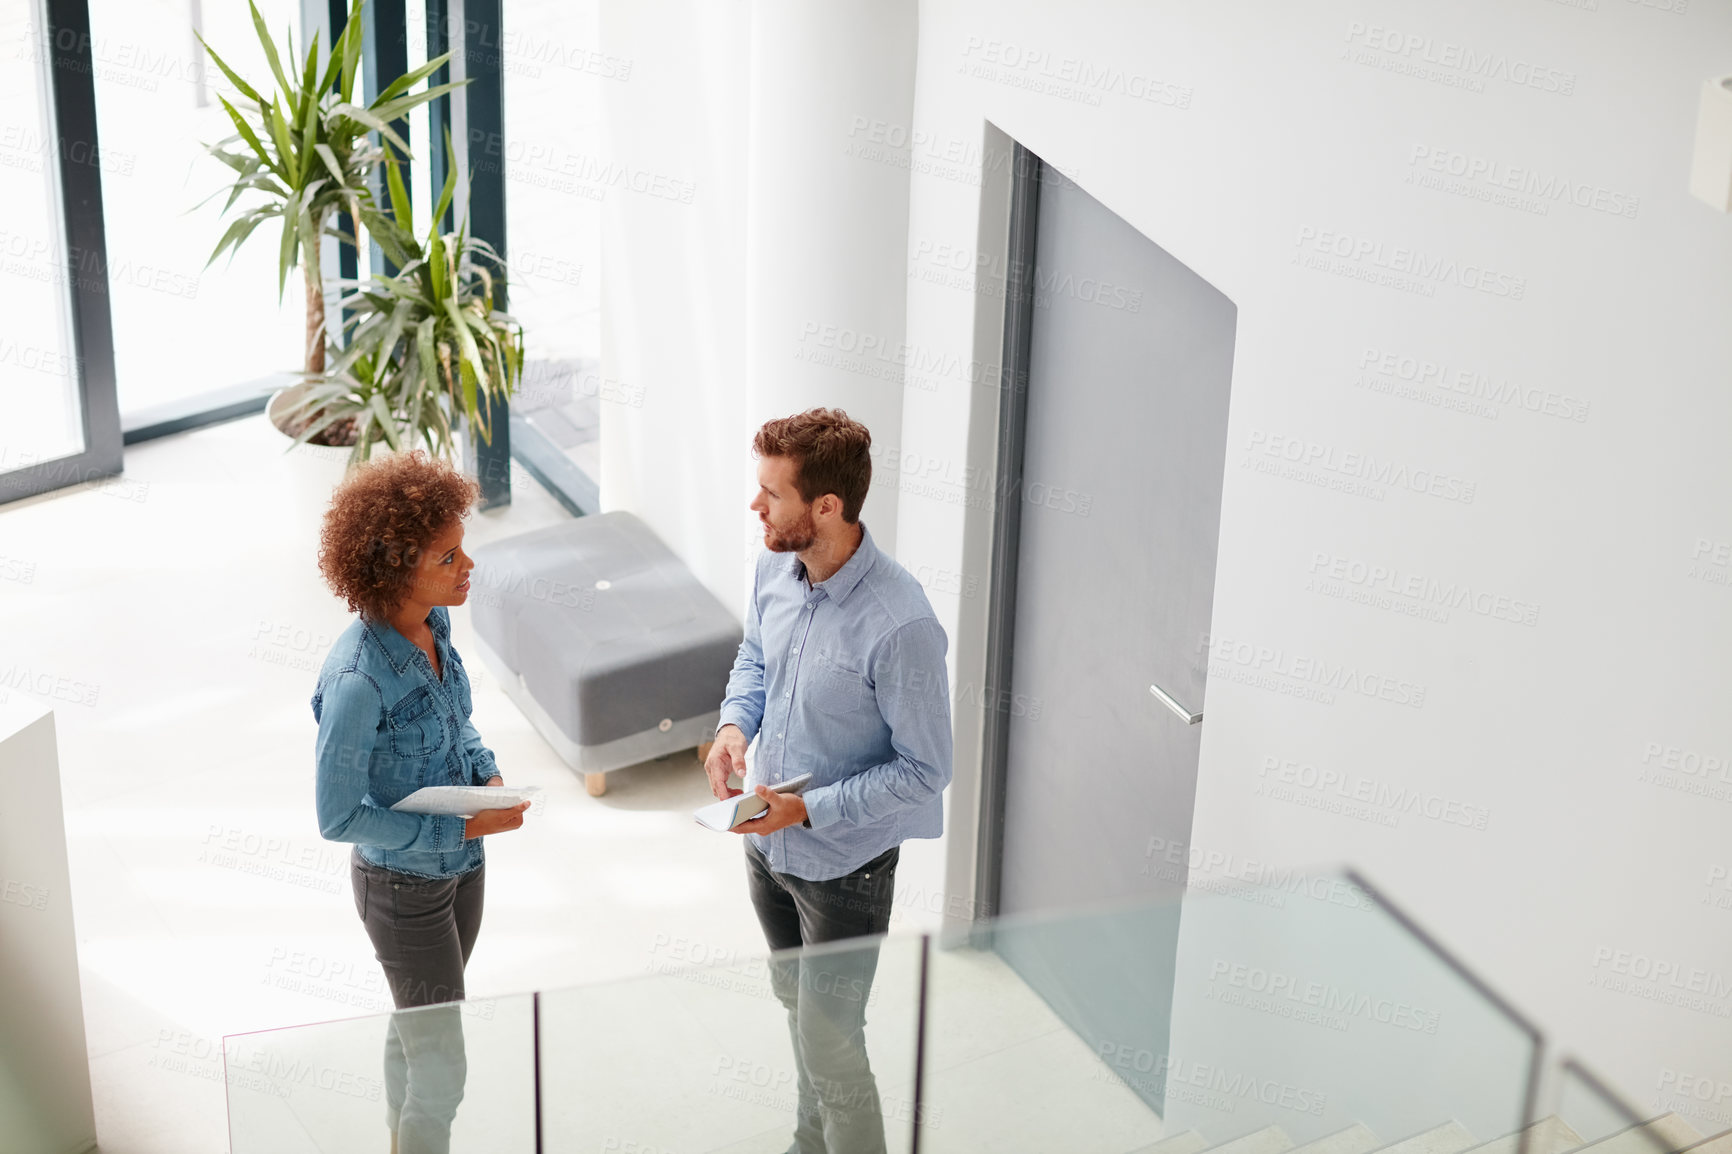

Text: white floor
xmin=0 ymin=413 xmax=961 ymax=1153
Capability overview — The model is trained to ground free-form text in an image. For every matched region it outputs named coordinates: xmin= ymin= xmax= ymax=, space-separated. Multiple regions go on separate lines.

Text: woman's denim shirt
xmin=311 ymin=606 xmax=499 ymax=879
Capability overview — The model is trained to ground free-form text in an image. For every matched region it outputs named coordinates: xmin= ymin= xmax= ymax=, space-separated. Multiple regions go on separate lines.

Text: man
xmin=707 ymin=407 xmax=952 ymax=1154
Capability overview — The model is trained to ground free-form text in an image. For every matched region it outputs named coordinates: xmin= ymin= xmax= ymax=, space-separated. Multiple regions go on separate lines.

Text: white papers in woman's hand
xmin=390 ymin=786 xmax=542 ymax=817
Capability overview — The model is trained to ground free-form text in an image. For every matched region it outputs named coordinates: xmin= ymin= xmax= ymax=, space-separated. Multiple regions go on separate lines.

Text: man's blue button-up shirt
xmin=718 ymin=522 xmax=952 ymax=881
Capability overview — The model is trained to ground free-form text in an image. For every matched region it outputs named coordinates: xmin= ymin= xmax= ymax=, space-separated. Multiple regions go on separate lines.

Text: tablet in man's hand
xmin=693 ymin=773 xmax=814 ymax=831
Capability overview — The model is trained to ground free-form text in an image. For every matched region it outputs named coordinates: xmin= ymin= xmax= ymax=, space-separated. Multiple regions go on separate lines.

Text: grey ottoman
xmin=468 ymin=511 xmax=743 ymax=796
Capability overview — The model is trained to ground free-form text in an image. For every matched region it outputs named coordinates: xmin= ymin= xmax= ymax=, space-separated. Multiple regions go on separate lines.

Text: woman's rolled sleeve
xmin=460 ymin=715 xmax=501 ymax=785
xmin=314 ymin=670 xmax=467 ymax=851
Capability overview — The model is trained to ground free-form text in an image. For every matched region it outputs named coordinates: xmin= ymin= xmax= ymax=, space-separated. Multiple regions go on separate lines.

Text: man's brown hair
xmin=753 ymin=408 xmax=872 ymax=523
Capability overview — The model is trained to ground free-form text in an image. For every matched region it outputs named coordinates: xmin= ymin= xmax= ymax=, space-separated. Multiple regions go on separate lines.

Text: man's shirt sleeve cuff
xmin=717 ymin=708 xmax=760 ymax=744
xmin=802 ymin=785 xmax=842 ymax=830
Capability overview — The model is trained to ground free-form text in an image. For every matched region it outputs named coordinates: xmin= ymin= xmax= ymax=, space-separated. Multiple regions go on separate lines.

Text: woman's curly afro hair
xmin=318 ymin=451 xmax=479 ymax=621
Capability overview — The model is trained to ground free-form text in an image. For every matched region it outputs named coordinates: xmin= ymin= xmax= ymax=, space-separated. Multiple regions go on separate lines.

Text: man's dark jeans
xmin=746 ymin=840 xmax=898 ymax=1154
xmin=352 ymin=849 xmax=483 ymax=1154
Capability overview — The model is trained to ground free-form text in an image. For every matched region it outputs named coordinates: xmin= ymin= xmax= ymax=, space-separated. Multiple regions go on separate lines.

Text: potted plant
xmin=198 ymin=0 xmax=462 ymax=447
xmin=279 ymin=151 xmax=524 ymax=468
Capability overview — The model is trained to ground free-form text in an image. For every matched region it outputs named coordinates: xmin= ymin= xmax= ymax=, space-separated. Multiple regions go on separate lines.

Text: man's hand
xmin=485 ymin=776 xmax=504 ymax=786
xmin=464 ymin=801 xmax=529 ymax=840
xmin=705 ymin=725 xmax=748 ymax=800
xmin=732 ymin=786 xmax=807 ymax=835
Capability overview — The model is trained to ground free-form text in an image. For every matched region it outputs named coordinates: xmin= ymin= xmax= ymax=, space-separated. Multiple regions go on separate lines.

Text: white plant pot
xmin=266 ymin=382 xmax=357 ymax=527
xmin=266 ymin=384 xmax=469 ymax=518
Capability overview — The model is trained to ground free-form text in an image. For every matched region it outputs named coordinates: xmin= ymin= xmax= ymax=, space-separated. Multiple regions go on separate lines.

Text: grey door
xmin=992 ymin=164 xmax=1236 ymax=1113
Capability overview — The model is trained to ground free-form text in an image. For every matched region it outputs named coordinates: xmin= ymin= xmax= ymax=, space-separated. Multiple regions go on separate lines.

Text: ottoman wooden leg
xmin=585 ymin=772 xmax=607 ymax=797
xmin=697 ymin=740 xmax=714 ymax=764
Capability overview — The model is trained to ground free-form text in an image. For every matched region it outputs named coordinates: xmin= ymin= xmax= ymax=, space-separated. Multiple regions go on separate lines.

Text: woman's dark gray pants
xmin=352 ymin=849 xmax=484 ymax=1154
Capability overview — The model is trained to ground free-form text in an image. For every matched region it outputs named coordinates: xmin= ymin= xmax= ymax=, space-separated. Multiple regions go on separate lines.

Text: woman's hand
xmin=464 ymin=801 xmax=529 ymax=840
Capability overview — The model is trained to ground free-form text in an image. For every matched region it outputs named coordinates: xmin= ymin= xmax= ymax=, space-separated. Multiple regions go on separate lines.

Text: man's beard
xmin=762 ymin=509 xmax=817 ymax=553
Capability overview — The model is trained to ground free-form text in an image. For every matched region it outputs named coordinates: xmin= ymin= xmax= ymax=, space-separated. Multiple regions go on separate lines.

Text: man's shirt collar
xmin=785 ymin=522 xmax=878 ymax=607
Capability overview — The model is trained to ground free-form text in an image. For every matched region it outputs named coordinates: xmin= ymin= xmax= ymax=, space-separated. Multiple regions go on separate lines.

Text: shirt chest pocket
xmin=804 ymin=650 xmax=877 ymax=717
xmin=388 ymin=685 xmax=447 ymax=757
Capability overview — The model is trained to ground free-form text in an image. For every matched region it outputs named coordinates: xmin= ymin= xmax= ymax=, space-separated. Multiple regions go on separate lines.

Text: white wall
xmin=599 ymin=0 xmax=752 ymax=612
xmin=0 ymin=700 xmax=96 ymax=1154
xmin=745 ymin=1 xmax=918 ymax=553
xmin=604 ymin=0 xmax=1732 ymax=1122
xmin=902 ymin=0 xmax=1732 ymax=1128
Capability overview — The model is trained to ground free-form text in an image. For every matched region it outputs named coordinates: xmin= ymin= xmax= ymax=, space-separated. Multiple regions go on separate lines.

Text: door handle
xmin=1149 ymin=682 xmax=1202 ymax=725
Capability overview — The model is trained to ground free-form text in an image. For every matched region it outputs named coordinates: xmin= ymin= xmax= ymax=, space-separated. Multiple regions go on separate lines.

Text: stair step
xmin=1126 ymin=1132 xmax=1213 ymax=1154
xmin=1678 ymin=1131 xmax=1732 ymax=1154
xmin=1203 ymin=1126 xmax=1296 ymax=1154
xmin=1577 ymin=1115 xmax=1704 ymax=1154
xmin=1461 ymin=1116 xmax=1585 ymax=1154
xmin=1374 ymin=1121 xmax=1478 ymax=1154
xmin=1290 ymin=1124 xmax=1382 ymax=1154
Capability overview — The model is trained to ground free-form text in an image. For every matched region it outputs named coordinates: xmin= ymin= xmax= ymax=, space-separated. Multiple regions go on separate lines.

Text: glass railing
xmin=224 ymin=995 xmax=537 ymax=1152
xmin=541 ymin=933 xmax=924 ymax=1152
xmin=1543 ymin=1057 xmax=1732 ymax=1154
xmin=225 ymin=869 xmax=1549 ymax=1152
xmin=922 ymin=871 xmax=1540 ymax=1154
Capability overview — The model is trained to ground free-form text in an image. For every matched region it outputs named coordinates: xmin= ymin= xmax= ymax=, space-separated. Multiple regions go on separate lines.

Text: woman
xmin=310 ymin=450 xmax=527 ymax=1151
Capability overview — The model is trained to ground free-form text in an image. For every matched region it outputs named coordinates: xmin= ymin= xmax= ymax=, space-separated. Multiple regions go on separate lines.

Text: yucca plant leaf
xmin=311 ymin=142 xmax=347 ymax=187
xmin=298 ymin=31 xmax=320 ymax=113
xmin=197 ymin=36 xmax=265 ymax=104
xmin=431 ymin=131 xmax=459 ymax=225
xmin=427 ymin=229 xmax=447 ymax=300
xmin=266 ymin=101 xmax=298 ymax=185
xmin=368 ymin=392 xmax=401 ymax=452
xmin=208 ymin=147 xmax=251 ymax=177
xmin=281 ymin=379 xmax=340 ymax=416
xmin=377 ymin=288 xmax=412 ymax=363
xmin=443 ymin=296 xmax=486 ymax=382
xmin=367 ymin=81 xmax=466 ymax=129
xmin=275 ymin=188 xmax=301 ymax=296
xmin=460 ymin=308 xmax=498 ymax=347
xmin=427 ymin=371 xmax=453 ymax=455
xmin=485 ymin=333 xmax=506 ymax=405
xmin=340 ymin=0 xmax=363 ymax=102
xmin=298 ymin=90 xmax=320 ymax=173
xmin=356 ymin=208 xmax=416 ymax=272
xmin=373 ymin=53 xmax=452 ymax=107
xmin=403 ymin=356 xmax=423 ymax=431
xmin=243 ymin=176 xmax=290 ymax=199
xmin=350 ymin=404 xmax=377 ymax=466
xmin=384 ymin=159 xmax=411 ymax=231
xmin=288 ymin=402 xmax=356 ymax=449
xmin=471 ymin=263 xmax=494 ymax=312
xmin=416 ymin=316 xmax=440 ymax=403
xmin=207 ymin=211 xmax=270 ymax=267
xmin=466 ymin=235 xmax=504 ymax=266
xmin=458 ymin=356 xmax=481 ymax=440
xmin=250 ymin=3 xmax=296 ymax=115
xmin=217 ymin=96 xmax=279 ymax=177
xmin=216 ymin=179 xmax=270 ymax=212
xmin=330 ymin=103 xmax=410 ymax=155
xmin=377 ymin=275 xmax=432 ymax=310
